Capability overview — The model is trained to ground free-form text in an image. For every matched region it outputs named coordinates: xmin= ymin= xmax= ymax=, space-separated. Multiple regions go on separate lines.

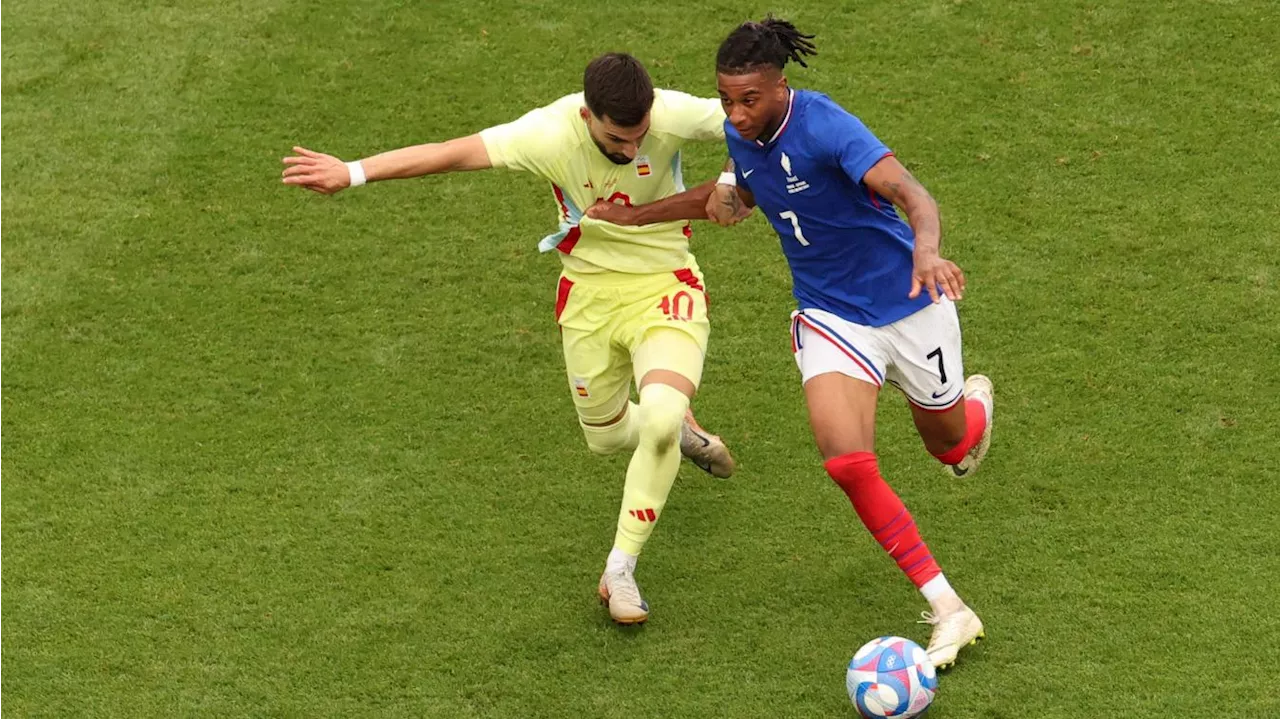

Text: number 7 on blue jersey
xmin=779 ymin=211 xmax=810 ymax=246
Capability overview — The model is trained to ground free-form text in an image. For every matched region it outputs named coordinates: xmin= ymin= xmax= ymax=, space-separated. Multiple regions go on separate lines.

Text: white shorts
xmin=790 ymin=300 xmax=965 ymax=411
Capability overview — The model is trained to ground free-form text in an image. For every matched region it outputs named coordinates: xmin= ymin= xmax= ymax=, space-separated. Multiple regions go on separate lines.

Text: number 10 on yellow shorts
xmin=554 ymin=265 xmax=710 ymax=423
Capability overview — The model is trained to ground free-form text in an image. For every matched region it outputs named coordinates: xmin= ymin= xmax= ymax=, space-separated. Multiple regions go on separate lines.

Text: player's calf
xmin=613 ymin=383 xmax=689 ymax=556
xmin=929 ymin=375 xmax=994 ymax=478
xmin=604 ymin=383 xmax=690 ymax=625
xmin=825 ymin=452 xmax=943 ymax=588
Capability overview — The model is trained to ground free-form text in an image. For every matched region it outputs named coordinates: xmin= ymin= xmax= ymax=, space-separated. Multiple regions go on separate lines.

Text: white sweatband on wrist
xmin=346 ymin=161 xmax=367 ymax=187
xmin=717 ymin=171 xmax=737 ymax=186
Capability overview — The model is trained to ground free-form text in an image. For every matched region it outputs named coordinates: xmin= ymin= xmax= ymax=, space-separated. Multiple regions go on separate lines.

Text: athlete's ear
xmin=579 ymin=106 xmax=599 ymax=135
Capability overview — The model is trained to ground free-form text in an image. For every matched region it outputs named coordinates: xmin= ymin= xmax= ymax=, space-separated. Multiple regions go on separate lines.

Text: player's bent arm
xmin=361 ymin=134 xmax=492 ymax=181
xmin=594 ymin=152 xmax=759 ymax=226
xmin=589 ymin=177 xmax=757 ymax=227
xmin=862 ymin=155 xmax=942 ymax=255
xmin=586 ymin=180 xmax=719 ymax=226
xmin=632 ymin=180 xmax=719 ymax=224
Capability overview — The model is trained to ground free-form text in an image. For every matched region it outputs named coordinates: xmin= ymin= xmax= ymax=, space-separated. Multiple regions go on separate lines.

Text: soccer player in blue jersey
xmin=584 ymin=18 xmax=994 ymax=668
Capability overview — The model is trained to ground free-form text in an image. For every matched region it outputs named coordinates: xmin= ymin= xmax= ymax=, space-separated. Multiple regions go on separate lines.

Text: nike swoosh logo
xmin=687 ymin=427 xmax=712 ymax=448
xmin=951 ymin=465 xmax=969 ymax=477
xmin=742 ymin=169 xmax=755 ymax=178
xmin=931 ymin=389 xmax=950 ymax=399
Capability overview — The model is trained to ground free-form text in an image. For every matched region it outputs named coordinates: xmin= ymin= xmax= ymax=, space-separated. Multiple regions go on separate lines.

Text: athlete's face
xmin=717 ymin=68 xmax=789 ymax=141
xmin=581 ymin=108 xmax=650 ymax=165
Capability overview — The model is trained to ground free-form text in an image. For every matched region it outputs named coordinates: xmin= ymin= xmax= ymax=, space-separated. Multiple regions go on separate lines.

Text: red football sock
xmin=933 ymin=398 xmax=988 ymax=466
xmin=824 ymin=452 xmax=941 ymax=588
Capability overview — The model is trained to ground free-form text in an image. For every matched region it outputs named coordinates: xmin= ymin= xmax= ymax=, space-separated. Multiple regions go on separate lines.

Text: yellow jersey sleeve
xmin=479 ymin=104 xmax=573 ymax=180
xmin=649 ymin=89 xmax=726 ymax=142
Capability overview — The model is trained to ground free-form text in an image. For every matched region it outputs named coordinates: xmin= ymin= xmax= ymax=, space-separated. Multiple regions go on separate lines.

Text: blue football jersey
xmin=727 ymin=89 xmax=931 ymax=327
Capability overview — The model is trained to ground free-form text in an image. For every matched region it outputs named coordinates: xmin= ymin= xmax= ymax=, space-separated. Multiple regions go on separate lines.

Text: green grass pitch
xmin=3 ymin=1 xmax=1278 ymax=716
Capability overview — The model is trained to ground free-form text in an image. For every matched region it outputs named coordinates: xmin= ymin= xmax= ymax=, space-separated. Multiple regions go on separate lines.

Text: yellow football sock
xmin=613 ymin=383 xmax=689 ymax=555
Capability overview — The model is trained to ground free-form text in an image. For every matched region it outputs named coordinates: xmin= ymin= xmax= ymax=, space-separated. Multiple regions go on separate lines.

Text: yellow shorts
xmin=554 ymin=260 xmax=711 ymax=424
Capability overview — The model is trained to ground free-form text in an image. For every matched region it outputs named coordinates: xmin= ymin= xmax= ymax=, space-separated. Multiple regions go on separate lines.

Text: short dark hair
xmin=583 ymin=53 xmax=654 ymax=127
xmin=717 ymin=16 xmax=817 ymax=75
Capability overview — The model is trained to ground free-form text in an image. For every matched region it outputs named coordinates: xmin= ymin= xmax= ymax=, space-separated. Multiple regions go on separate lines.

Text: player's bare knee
xmin=637 ymin=384 xmax=689 ymax=452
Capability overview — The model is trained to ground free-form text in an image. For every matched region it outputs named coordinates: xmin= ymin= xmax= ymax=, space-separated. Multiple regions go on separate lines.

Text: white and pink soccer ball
xmin=846 ymin=636 xmax=938 ymax=718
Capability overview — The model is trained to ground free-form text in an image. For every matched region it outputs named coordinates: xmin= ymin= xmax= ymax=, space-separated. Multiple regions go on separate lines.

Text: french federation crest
xmin=781 ymin=152 xmax=809 ymax=193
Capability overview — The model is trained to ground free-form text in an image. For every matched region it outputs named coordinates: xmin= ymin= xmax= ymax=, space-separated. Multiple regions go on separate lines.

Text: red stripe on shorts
xmin=794 ymin=315 xmax=883 ymax=387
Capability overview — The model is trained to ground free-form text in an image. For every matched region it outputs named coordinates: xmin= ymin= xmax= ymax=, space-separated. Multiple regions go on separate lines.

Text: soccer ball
xmin=846 ymin=636 xmax=938 ymax=718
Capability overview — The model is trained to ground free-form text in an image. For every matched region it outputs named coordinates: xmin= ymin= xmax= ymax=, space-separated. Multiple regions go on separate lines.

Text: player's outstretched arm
xmin=281 ymin=135 xmax=492 ymax=195
xmin=863 ymin=155 xmax=965 ymax=302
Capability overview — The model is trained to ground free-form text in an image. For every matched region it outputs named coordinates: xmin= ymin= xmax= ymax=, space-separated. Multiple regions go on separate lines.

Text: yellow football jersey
xmin=480 ymin=89 xmax=725 ymax=275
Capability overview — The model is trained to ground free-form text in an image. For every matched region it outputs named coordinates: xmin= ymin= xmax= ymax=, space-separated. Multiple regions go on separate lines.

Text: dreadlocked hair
xmin=716 ymin=15 xmax=817 ymax=75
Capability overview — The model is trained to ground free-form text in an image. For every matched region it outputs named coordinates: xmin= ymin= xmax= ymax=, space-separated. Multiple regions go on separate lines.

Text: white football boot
xmin=598 ymin=568 xmax=649 ymax=624
xmin=945 ymin=375 xmax=994 ymax=479
xmin=680 ymin=409 xmax=735 ymax=478
xmin=920 ymin=605 xmax=985 ymax=669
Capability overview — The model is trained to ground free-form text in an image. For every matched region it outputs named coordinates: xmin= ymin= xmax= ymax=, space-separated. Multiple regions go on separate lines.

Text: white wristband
xmin=717 ymin=171 xmax=737 ymax=186
xmin=346 ymin=161 xmax=367 ymax=188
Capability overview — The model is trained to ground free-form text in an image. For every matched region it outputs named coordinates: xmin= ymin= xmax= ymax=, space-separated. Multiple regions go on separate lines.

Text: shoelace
xmin=918 ymin=611 xmax=951 ymax=653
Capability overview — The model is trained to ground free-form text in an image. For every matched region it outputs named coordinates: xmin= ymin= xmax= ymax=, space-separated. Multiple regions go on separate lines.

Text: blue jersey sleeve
xmin=818 ymin=101 xmax=892 ymax=184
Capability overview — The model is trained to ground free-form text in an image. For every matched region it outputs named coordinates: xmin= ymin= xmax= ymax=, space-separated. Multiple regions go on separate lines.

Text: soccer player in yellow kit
xmin=282 ymin=53 xmax=734 ymax=624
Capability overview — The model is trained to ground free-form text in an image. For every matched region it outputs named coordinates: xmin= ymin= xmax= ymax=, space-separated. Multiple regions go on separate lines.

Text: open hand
xmin=910 ymin=251 xmax=965 ymax=302
xmin=281 ymin=146 xmax=351 ymax=195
